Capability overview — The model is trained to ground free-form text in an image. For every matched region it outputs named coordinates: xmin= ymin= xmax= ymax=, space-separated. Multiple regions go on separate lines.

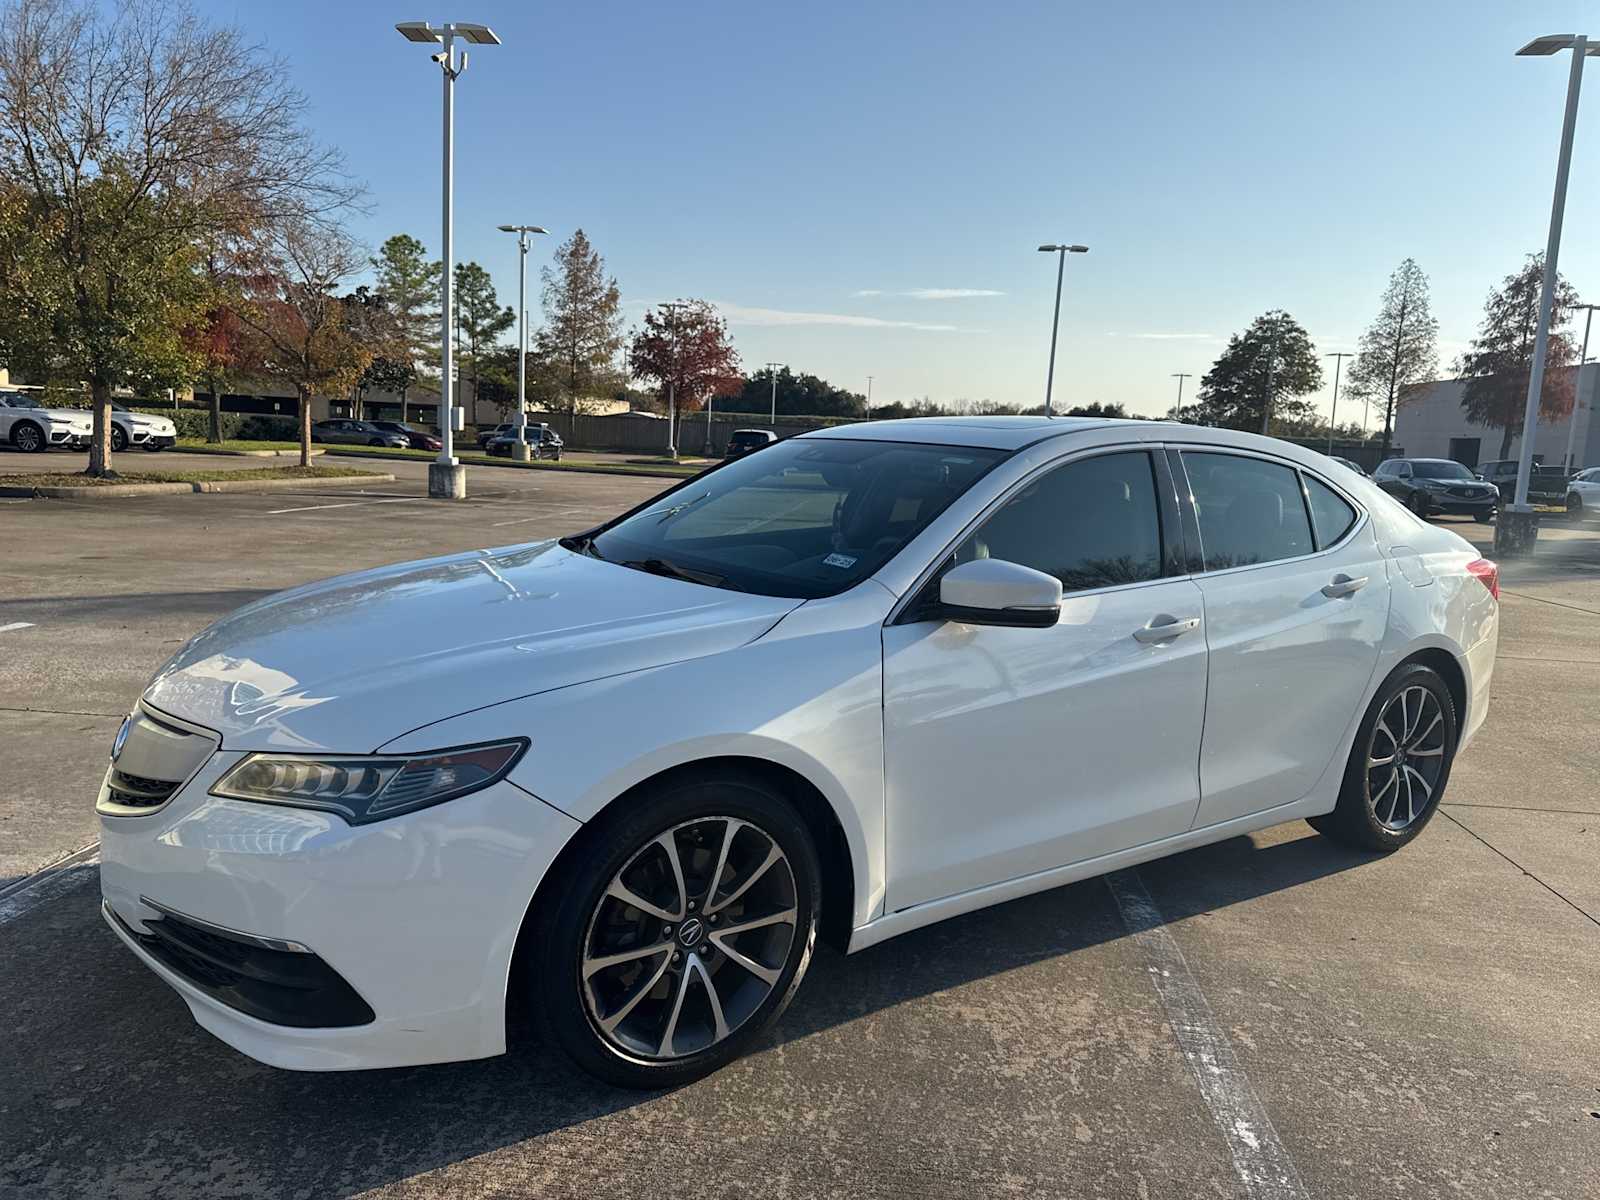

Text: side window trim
xmin=888 ymin=444 xmax=1172 ymax=626
xmin=1299 ymin=468 xmax=1363 ymax=552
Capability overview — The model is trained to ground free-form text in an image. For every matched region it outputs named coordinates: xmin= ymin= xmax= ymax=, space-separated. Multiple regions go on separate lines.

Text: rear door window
xmin=1183 ymin=452 xmax=1315 ymax=570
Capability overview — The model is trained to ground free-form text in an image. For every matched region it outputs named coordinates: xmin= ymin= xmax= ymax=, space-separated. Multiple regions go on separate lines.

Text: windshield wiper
xmin=619 ymin=557 xmax=740 ymax=591
xmin=559 ymin=532 xmax=605 ymax=560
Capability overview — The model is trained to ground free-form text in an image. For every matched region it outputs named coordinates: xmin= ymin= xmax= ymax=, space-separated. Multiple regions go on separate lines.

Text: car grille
xmin=1448 ymin=486 xmax=1489 ymax=499
xmin=104 ymin=768 xmax=180 ymax=808
xmin=97 ymin=704 xmax=219 ymax=817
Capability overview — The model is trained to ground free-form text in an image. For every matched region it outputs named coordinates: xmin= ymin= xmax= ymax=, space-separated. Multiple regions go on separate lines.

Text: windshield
xmin=585 ymin=437 xmax=1006 ymax=598
xmin=1412 ymin=461 xmax=1474 ymax=480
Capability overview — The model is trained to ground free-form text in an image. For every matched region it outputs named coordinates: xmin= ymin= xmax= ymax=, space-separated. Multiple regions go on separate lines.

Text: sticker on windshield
xmin=823 ymin=552 xmax=857 ymax=569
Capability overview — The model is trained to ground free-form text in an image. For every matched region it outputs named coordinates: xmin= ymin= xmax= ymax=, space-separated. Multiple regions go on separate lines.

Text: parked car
xmin=476 ymin=423 xmax=515 ymax=450
xmin=368 ymin=420 xmax=441 ymax=451
xmin=1329 ymin=456 xmax=1367 ymax=476
xmin=310 ymin=419 xmax=411 ymax=448
xmin=0 ymin=391 xmax=92 ymax=452
xmin=1476 ymin=458 xmax=1573 ymax=507
xmin=725 ymin=428 xmax=778 ymax=459
xmin=98 ymin=418 xmax=1499 ymax=1088
xmin=1372 ymin=457 xmax=1499 ymax=520
xmin=1566 ymin=466 xmax=1600 ymax=519
xmin=109 ymin=402 xmax=177 ymax=452
xmin=485 ymin=424 xmax=563 ymax=459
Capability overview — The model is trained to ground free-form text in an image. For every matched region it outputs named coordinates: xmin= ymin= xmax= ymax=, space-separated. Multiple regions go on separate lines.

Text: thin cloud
xmin=719 ymin=302 xmax=964 ymax=333
xmin=853 ymin=287 xmax=1004 ymax=300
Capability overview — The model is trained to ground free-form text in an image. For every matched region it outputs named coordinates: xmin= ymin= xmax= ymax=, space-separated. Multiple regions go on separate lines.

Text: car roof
xmin=796 ymin=415 xmax=1145 ymax=451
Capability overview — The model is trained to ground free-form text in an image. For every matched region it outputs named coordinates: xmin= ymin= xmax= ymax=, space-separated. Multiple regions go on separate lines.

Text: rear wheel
xmin=531 ymin=768 xmax=820 ymax=1088
xmin=1310 ymin=662 xmax=1458 ymax=852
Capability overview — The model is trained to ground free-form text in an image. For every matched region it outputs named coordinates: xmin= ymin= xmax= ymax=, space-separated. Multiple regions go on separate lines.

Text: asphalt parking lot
xmin=2 ymin=453 xmax=1598 ymax=1199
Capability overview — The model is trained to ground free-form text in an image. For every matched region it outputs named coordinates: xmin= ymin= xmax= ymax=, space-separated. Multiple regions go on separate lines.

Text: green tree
xmin=534 ymin=229 xmax=625 ymax=415
xmin=1175 ymin=310 xmax=1323 ymax=434
xmin=371 ymin=234 xmax=440 ymax=377
xmin=1344 ymin=258 xmax=1439 ymax=456
xmin=1454 ymin=254 xmax=1579 ymax=459
xmin=721 ymin=366 xmax=866 ymax=418
xmin=0 ymin=0 xmax=354 ymax=475
xmin=453 ymin=261 xmax=514 ymax=414
xmin=234 ymin=220 xmax=373 ymax=466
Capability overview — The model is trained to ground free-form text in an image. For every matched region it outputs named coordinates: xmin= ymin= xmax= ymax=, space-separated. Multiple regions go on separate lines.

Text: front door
xmin=1178 ymin=451 xmax=1391 ymax=827
xmin=882 ymin=448 xmax=1209 ymax=911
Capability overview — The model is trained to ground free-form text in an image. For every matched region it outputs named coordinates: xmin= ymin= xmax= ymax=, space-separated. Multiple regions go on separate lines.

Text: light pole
xmin=1503 ymin=33 xmax=1598 ymax=552
xmin=1259 ymin=327 xmax=1280 ymax=436
xmin=1326 ymin=352 xmax=1352 ymax=453
xmin=661 ymin=301 xmax=687 ymax=460
xmin=765 ymin=362 xmax=783 ymax=425
xmin=497 ymin=225 xmax=547 ymax=461
xmin=396 ymin=20 xmax=501 ymax=499
xmin=867 ymin=375 xmax=874 ymax=408
xmin=1561 ymin=302 xmax=1599 ymax=469
xmin=1171 ymin=372 xmax=1192 ymax=412
xmin=1038 ymin=243 xmax=1088 ymax=415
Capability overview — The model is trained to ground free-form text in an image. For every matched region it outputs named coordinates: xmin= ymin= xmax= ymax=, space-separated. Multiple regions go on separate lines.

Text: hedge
xmin=128 ymin=407 xmax=299 ymax=442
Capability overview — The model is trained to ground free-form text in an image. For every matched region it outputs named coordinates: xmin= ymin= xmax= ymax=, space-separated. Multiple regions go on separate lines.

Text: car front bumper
xmin=99 ymin=746 xmax=582 ymax=1071
xmin=49 ymin=428 xmax=90 ymax=447
xmin=1419 ymin=492 xmax=1497 ymax=515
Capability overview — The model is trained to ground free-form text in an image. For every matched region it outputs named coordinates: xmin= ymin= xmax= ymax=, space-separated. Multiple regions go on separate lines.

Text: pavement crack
xmin=1499 ymin=589 xmax=1600 ymax=616
xmin=1440 ymin=810 xmax=1600 ymax=929
xmin=0 ymin=705 xmax=124 ymax=718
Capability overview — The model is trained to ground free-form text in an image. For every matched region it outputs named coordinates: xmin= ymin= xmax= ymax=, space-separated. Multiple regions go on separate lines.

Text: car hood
xmin=35 ymin=407 xmax=92 ymax=427
xmin=143 ymin=541 xmax=801 ymax=752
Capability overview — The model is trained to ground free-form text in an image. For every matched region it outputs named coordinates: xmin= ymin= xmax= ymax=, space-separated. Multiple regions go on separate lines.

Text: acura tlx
xmin=97 ymin=417 xmax=1498 ymax=1088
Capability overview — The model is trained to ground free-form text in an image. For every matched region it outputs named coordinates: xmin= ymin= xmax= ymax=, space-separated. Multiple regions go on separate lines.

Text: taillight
xmin=1466 ymin=558 xmax=1499 ymax=601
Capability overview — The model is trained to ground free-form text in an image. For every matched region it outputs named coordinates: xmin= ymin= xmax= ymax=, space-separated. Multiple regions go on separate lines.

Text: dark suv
xmin=1372 ymin=458 xmax=1500 ymax=520
xmin=725 ymin=428 xmax=778 ymax=459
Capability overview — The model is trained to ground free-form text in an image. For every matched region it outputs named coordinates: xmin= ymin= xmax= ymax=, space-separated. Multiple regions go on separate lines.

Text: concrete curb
xmin=0 ymin=472 xmax=394 ymax=500
xmin=171 ymin=446 xmax=326 ymax=458
xmin=323 ymin=449 xmax=698 ymax=480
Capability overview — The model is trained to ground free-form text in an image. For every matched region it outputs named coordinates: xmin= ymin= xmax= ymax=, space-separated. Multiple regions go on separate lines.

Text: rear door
xmin=1178 ymin=450 xmax=1391 ymax=828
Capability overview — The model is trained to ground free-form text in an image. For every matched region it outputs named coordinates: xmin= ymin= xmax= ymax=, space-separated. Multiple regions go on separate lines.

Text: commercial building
xmin=1394 ymin=364 xmax=1599 ymax=469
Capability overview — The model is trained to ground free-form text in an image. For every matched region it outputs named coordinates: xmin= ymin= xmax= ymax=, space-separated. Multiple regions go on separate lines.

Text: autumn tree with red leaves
xmin=629 ymin=299 xmax=741 ymax=456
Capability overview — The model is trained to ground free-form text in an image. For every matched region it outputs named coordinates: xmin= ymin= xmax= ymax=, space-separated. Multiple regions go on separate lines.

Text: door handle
xmin=1321 ymin=574 xmax=1368 ymax=598
xmin=1132 ymin=615 xmax=1201 ymax=643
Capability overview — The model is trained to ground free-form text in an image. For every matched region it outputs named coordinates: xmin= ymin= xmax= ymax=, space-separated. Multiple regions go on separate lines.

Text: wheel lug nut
xmin=673 ymin=952 xmax=682 ymax=963
xmin=688 ymin=901 xmax=697 ymax=911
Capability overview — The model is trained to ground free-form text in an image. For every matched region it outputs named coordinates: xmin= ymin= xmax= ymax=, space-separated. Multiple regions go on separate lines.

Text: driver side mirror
xmin=937 ymin=558 xmax=1062 ymax=629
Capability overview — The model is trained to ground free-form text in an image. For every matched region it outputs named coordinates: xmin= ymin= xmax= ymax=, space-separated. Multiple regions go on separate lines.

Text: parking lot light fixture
xmin=498 ymin=224 xmax=549 ymax=462
xmin=1038 ymin=243 xmax=1089 ymax=416
xmin=765 ymin=362 xmax=783 ymax=426
xmin=1326 ymin=352 xmax=1352 ymax=454
xmin=1502 ymin=33 xmax=1597 ymax=549
xmin=395 ymin=20 xmax=502 ymax=499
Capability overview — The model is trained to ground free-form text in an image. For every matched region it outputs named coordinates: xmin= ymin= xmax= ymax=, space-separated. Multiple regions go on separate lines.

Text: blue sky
xmin=220 ymin=1 xmax=1600 ymax=420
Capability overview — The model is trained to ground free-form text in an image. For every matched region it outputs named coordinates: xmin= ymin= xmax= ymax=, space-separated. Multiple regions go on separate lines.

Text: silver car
xmin=310 ymin=419 xmax=411 ymax=448
xmin=0 ymin=391 xmax=92 ymax=452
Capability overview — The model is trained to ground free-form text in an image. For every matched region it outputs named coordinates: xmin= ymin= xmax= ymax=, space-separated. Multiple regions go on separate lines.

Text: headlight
xmin=1416 ymin=479 xmax=1448 ymax=491
xmin=210 ymin=739 xmax=528 ymax=825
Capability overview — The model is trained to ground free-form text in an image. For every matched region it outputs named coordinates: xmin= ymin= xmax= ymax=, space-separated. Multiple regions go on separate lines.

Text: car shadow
xmin=1 ymin=824 xmax=1379 ymax=1198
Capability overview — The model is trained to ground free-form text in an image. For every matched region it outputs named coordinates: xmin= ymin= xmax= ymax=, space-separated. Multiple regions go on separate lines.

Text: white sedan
xmin=97 ymin=418 xmax=1500 ymax=1088
xmin=1567 ymin=467 xmax=1600 ymax=520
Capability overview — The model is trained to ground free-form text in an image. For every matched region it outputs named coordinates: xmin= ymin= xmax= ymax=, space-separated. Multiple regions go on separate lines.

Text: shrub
xmin=128 ymin=407 xmax=299 ymax=442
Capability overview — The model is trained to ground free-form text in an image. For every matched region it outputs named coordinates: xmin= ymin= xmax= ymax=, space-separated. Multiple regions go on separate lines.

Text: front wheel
xmin=531 ymin=768 xmax=820 ymax=1088
xmin=12 ymin=422 xmax=45 ymax=453
xmin=1409 ymin=491 xmax=1431 ymax=518
xmin=1309 ymin=662 xmax=1458 ymax=852
xmin=110 ymin=425 xmax=129 ymax=453
xmin=1569 ymin=493 xmax=1584 ymax=521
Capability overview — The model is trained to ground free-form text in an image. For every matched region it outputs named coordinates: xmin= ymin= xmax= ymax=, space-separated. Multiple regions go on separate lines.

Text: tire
xmin=110 ymin=424 xmax=129 ymax=452
xmin=530 ymin=767 xmax=821 ymax=1089
xmin=144 ymin=443 xmax=161 ymax=453
xmin=12 ymin=421 xmax=45 ymax=453
xmin=1408 ymin=491 xmax=1431 ymax=518
xmin=1568 ymin=493 xmax=1584 ymax=521
xmin=1309 ymin=662 xmax=1458 ymax=853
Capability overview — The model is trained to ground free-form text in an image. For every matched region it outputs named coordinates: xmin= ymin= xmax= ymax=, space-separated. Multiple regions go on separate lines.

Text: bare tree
xmin=1345 ymin=259 xmax=1439 ymax=456
xmin=0 ymin=0 xmax=358 ymax=474
xmin=233 ymin=220 xmax=372 ymax=466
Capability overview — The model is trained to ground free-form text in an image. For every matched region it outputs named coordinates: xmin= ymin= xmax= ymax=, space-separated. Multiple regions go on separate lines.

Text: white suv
xmin=0 ymin=392 xmax=92 ymax=452
xmin=110 ymin=403 xmax=178 ymax=452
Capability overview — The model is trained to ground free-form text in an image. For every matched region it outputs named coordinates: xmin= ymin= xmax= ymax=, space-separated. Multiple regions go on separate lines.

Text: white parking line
xmin=0 ymin=621 xmax=36 ymax=634
xmin=266 ymin=497 xmax=429 ymax=515
xmin=0 ymin=843 xmax=101 ymax=928
xmin=489 ymin=507 xmax=603 ymax=528
xmin=1106 ymin=868 xmax=1307 ymax=1200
